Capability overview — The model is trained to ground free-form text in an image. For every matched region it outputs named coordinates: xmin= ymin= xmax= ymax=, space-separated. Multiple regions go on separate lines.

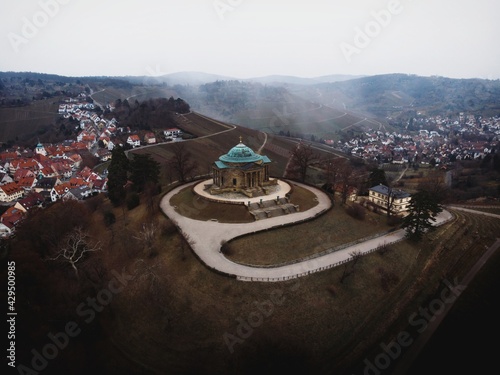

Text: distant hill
xmin=121 ymin=72 xmax=362 ymax=87
xmin=3 ymin=70 xmax=500 ymax=146
xmin=172 ymin=80 xmax=382 ymax=141
xmin=245 ymin=75 xmax=322 ymax=86
xmin=296 ymin=74 xmax=500 ymax=117
xmin=159 ymin=71 xmax=236 ymax=86
xmin=313 ymin=74 xmax=366 ymax=83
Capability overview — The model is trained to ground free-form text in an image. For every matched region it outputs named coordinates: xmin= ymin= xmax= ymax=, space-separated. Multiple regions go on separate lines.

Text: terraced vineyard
xmin=0 ymin=97 xmax=62 ymax=143
xmin=334 ymin=207 xmax=500 ymax=374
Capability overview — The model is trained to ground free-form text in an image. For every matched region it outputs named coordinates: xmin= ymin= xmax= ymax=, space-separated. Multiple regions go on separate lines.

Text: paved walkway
xmin=192 ymin=178 xmax=292 ymax=205
xmin=160 ymin=183 xmax=454 ymax=282
xmin=447 ymin=205 xmax=500 ymax=219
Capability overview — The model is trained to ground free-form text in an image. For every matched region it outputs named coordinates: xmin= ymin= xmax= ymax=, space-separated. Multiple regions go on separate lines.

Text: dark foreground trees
xmin=129 ymin=153 xmax=161 ymax=192
xmin=107 ymin=147 xmax=160 ymax=206
xmin=106 ymin=146 xmax=129 ymax=206
xmin=402 ymin=190 xmax=443 ymax=241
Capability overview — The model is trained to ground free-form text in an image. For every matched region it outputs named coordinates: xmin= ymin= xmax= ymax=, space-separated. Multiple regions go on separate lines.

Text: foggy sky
xmin=1 ymin=0 xmax=499 ymax=80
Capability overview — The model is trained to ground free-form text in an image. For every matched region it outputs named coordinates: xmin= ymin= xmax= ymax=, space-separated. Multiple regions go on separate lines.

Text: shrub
xmin=220 ymin=241 xmax=233 ymax=256
xmin=377 ymin=243 xmax=392 ymax=256
xmin=345 ymin=203 xmax=366 ymax=220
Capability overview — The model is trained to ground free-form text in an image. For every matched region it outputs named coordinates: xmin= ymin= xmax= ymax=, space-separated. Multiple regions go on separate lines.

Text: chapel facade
xmin=210 ymin=137 xmax=277 ymax=197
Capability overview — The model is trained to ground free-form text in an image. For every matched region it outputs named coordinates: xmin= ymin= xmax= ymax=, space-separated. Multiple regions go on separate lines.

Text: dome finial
xmin=239 ymin=136 xmax=243 ymax=143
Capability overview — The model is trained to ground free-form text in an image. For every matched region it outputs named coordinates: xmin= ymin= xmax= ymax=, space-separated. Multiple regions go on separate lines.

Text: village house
xmin=0 ymin=207 xmax=24 ymax=238
xmin=95 ymin=148 xmax=112 ymax=162
xmin=14 ymin=193 xmax=44 ymax=213
xmin=0 ymin=221 xmax=13 ymax=238
xmin=144 ymin=132 xmax=157 ymax=144
xmin=13 ymin=168 xmax=36 ymax=182
xmin=163 ymin=128 xmax=182 ymax=139
xmin=17 ymin=176 xmax=37 ymax=193
xmin=50 ymin=182 xmax=71 ymax=202
xmin=34 ymin=177 xmax=60 ymax=193
xmin=127 ymin=135 xmax=141 ymax=148
xmin=69 ymin=177 xmax=87 ymax=188
xmin=0 ymin=182 xmax=23 ymax=202
xmin=368 ymin=184 xmax=411 ymax=215
xmin=0 ymin=172 xmax=14 ymax=185
xmin=63 ymin=185 xmax=93 ymax=201
xmin=91 ymin=178 xmax=107 ymax=193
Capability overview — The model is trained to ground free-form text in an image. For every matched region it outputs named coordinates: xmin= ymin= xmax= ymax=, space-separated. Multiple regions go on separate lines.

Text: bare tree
xmin=417 ymin=170 xmax=450 ymax=204
xmin=49 ymin=227 xmax=101 ymax=279
xmin=134 ymin=258 xmax=160 ymax=292
xmin=286 ymin=142 xmax=318 ymax=182
xmin=339 ymin=250 xmax=363 ymax=283
xmin=167 ymin=142 xmax=198 ymax=183
xmin=133 ymin=221 xmax=159 ymax=257
xmin=349 ymin=250 xmax=363 ymax=267
xmin=337 ymin=159 xmax=355 ymax=205
xmin=321 ymin=158 xmax=359 ymax=204
xmin=385 ymin=184 xmax=396 ymax=218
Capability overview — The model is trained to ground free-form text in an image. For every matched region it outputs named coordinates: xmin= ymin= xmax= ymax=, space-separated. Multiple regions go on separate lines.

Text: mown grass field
xmin=225 ymin=205 xmax=392 ymax=266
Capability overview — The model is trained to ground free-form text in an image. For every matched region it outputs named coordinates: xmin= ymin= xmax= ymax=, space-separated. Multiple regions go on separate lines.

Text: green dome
xmin=219 ymin=141 xmax=263 ymax=164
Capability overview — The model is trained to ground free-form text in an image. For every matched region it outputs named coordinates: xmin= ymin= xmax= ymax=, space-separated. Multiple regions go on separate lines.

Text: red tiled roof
xmin=0 ymin=182 xmax=21 ymax=195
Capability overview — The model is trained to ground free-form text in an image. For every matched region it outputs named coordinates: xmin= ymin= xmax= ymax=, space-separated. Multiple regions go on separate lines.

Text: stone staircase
xmin=248 ymin=197 xmax=300 ymax=220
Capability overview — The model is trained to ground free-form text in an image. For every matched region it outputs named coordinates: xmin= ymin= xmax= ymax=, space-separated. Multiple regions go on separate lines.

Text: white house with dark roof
xmin=368 ymin=184 xmax=411 ymax=215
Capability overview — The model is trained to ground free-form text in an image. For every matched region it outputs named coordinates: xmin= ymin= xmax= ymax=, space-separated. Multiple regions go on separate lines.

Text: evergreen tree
xmin=402 ymin=190 xmax=443 ymax=242
xmin=129 ymin=153 xmax=160 ymax=192
xmin=107 ymin=146 xmax=129 ymax=206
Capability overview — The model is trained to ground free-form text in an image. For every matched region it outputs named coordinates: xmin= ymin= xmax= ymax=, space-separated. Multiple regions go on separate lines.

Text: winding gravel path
xmin=160 ymin=182 xmax=453 ymax=282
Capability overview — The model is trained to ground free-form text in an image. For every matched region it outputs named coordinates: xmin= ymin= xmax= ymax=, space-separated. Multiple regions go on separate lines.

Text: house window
xmin=233 ymin=178 xmax=237 ymax=186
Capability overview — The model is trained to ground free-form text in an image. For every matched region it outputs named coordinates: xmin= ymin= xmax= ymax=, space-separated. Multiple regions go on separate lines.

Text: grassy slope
xmin=128 ymin=112 xmax=315 ymax=180
xmin=99 ymin=203 xmax=500 ymax=375
xmin=226 ymin=206 xmax=391 ymax=266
